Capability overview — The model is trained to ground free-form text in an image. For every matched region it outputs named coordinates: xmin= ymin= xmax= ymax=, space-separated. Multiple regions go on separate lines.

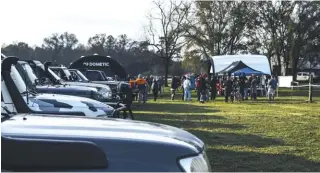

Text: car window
xmin=86 ymin=71 xmax=104 ymax=81
xmin=75 ymin=70 xmax=89 ymax=82
xmin=70 ymin=71 xmax=82 ymax=82
xmin=51 ymin=69 xmax=68 ymax=80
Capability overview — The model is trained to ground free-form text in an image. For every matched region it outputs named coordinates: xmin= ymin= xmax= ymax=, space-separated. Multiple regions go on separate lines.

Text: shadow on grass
xmin=136 ymin=117 xmax=245 ymax=130
xmin=136 ymin=114 xmax=320 ymax=171
xmin=247 ymin=100 xmax=318 ymax=105
xmin=134 ymin=93 xmax=320 ymax=171
xmin=188 ymin=129 xmax=320 ymax=171
xmin=188 ymin=130 xmax=284 ymax=147
xmin=132 ymin=102 xmax=220 ymax=114
xmin=208 ymin=148 xmax=320 ymax=171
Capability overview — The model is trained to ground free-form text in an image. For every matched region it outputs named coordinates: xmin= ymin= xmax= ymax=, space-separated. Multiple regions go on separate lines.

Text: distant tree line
xmin=2 ymin=0 xmax=320 ymax=85
xmin=1 ymin=33 xmax=185 ymax=77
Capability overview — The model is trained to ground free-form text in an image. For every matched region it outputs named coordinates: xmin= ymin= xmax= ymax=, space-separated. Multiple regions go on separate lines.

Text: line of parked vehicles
xmin=1 ymin=53 xmax=211 ymax=172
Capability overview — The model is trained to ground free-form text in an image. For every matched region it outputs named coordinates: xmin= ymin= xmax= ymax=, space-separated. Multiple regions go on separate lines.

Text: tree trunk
xmin=164 ymin=58 xmax=170 ymax=87
xmin=276 ymin=47 xmax=281 ymax=76
xmin=291 ymin=39 xmax=301 ymax=81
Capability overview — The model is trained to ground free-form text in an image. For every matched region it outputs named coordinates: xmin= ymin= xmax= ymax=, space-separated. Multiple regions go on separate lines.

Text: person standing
xmin=151 ymin=78 xmax=159 ymax=101
xmin=135 ymin=74 xmax=147 ymax=104
xmin=181 ymin=76 xmax=186 ymax=101
xmin=157 ymin=77 xmax=164 ymax=95
xmin=195 ymin=77 xmax=201 ymax=101
xmin=210 ymin=76 xmax=217 ymax=101
xmin=145 ymin=75 xmax=149 ymax=93
xmin=171 ymin=76 xmax=179 ymax=100
xmin=183 ymin=75 xmax=192 ymax=101
xmin=121 ymin=84 xmax=134 ymax=119
xmin=239 ymin=77 xmax=245 ymax=101
xmin=244 ymin=78 xmax=249 ymax=100
xmin=199 ymin=73 xmax=208 ymax=103
xmin=251 ymin=75 xmax=258 ymax=101
xmin=267 ymin=75 xmax=277 ymax=101
xmin=224 ymin=76 xmax=233 ymax=102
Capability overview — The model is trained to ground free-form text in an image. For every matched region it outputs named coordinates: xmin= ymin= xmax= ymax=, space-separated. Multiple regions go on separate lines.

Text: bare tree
xmin=88 ymin=33 xmax=108 ymax=54
xmin=184 ymin=1 xmax=258 ymax=58
xmin=43 ymin=32 xmax=78 ymax=63
xmin=144 ymin=0 xmax=191 ymax=86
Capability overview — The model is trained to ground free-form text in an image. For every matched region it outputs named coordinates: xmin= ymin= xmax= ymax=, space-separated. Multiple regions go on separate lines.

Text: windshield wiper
xmin=29 ymin=88 xmax=38 ymax=94
xmin=21 ymin=90 xmax=37 ymax=96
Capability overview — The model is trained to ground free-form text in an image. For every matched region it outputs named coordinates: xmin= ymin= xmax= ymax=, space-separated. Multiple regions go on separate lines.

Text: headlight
xmin=179 ymin=153 xmax=211 ymax=172
xmin=97 ymin=88 xmax=112 ymax=99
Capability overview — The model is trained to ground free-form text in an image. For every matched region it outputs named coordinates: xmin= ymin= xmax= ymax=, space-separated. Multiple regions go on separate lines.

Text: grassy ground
xmin=132 ymin=88 xmax=320 ymax=171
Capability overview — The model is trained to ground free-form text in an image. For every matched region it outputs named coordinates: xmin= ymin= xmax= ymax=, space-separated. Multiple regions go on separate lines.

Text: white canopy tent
xmin=210 ymin=54 xmax=272 ymax=75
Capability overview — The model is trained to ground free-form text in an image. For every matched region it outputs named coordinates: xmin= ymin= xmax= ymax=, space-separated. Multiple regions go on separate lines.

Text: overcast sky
xmin=1 ymin=0 xmax=154 ymax=46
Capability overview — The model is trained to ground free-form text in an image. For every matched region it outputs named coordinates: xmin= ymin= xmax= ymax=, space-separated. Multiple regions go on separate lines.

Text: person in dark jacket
xmin=210 ymin=76 xmax=217 ymax=101
xmin=196 ymin=77 xmax=201 ymax=101
xmin=147 ymin=75 xmax=153 ymax=93
xmin=199 ymin=73 xmax=208 ymax=103
xmin=121 ymin=85 xmax=134 ymax=119
xmin=171 ymin=76 xmax=179 ymax=100
xmin=181 ymin=76 xmax=186 ymax=100
xmin=239 ymin=77 xmax=245 ymax=101
xmin=251 ymin=75 xmax=258 ymax=101
xmin=224 ymin=76 xmax=233 ymax=102
xmin=151 ymin=78 xmax=159 ymax=101
xmin=244 ymin=78 xmax=250 ymax=100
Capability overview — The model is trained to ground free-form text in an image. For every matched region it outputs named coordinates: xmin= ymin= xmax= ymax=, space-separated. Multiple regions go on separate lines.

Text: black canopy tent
xmin=69 ymin=55 xmax=127 ymax=79
xmin=216 ymin=60 xmax=264 ymax=76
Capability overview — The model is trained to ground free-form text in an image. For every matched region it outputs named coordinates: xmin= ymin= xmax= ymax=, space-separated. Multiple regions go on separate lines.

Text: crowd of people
xmin=128 ymin=74 xmax=165 ymax=103
xmin=126 ymin=72 xmax=278 ymax=104
xmin=178 ymin=73 xmax=278 ymax=103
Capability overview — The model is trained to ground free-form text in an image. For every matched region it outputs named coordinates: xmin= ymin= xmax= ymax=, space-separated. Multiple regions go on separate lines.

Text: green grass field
xmin=132 ymin=88 xmax=320 ymax=171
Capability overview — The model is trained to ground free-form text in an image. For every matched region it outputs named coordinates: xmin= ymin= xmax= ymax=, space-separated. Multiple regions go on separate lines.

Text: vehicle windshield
xmin=20 ymin=63 xmax=38 ymax=85
xmin=10 ymin=65 xmax=27 ymax=94
xmin=101 ymin=71 xmax=111 ymax=81
xmin=47 ymin=67 xmax=62 ymax=81
xmin=86 ymin=71 xmax=106 ymax=81
xmin=75 ymin=70 xmax=89 ymax=82
xmin=50 ymin=67 xmax=73 ymax=81
xmin=62 ymin=68 xmax=72 ymax=80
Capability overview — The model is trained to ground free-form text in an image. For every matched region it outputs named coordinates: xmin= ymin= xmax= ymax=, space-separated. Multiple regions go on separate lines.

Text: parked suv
xmin=1 ymin=59 xmax=211 ymax=172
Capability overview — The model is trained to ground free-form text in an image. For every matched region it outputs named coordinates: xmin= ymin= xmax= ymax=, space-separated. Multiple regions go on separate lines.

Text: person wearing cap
xmin=135 ymin=74 xmax=147 ymax=104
